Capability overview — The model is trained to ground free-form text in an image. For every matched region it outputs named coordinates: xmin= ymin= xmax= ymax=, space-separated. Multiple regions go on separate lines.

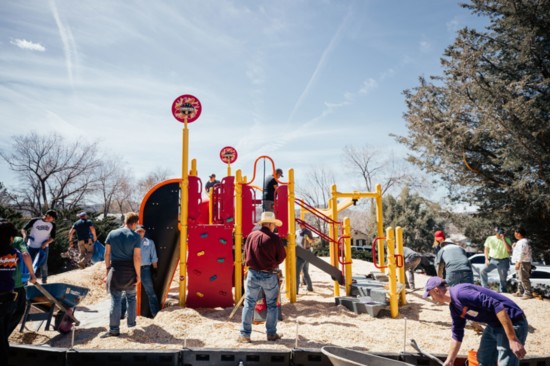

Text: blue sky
xmin=0 ymin=1 xmax=486 ymax=201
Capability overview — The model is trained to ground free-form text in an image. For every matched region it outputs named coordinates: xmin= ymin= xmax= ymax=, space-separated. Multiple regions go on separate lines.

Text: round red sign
xmin=171 ymin=94 xmax=202 ymax=123
xmin=219 ymin=146 xmax=238 ymax=164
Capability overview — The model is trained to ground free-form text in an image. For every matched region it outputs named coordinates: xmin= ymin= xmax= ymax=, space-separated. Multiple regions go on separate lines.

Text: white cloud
xmin=419 ymin=40 xmax=431 ymax=52
xmin=10 ymin=39 xmax=46 ymax=52
xmin=359 ymin=78 xmax=378 ymax=94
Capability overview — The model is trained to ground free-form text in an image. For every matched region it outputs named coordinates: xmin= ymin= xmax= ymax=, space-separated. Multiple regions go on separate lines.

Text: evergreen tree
xmin=377 ymin=186 xmax=444 ymax=253
xmin=397 ymin=0 xmax=550 ymax=250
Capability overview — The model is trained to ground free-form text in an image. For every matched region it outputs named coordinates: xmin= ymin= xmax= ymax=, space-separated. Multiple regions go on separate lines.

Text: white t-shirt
xmin=511 ymin=238 xmax=532 ymax=263
xmin=24 ymin=217 xmax=56 ymax=248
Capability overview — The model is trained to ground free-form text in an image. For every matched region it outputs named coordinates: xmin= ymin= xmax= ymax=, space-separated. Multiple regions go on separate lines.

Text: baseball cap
xmin=78 ymin=211 xmax=87 ymax=218
xmin=423 ymin=277 xmax=446 ymax=298
xmin=495 ymin=227 xmax=505 ymax=234
xmin=136 ymin=225 xmax=146 ymax=232
xmin=434 ymin=230 xmax=445 ymax=241
xmin=276 ymin=168 xmax=284 ymax=177
xmin=209 ymin=174 xmax=216 ymax=178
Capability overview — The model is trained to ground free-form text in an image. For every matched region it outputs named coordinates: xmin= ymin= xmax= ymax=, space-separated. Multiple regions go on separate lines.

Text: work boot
xmin=267 ymin=333 xmax=282 ymax=341
xmin=100 ymin=330 xmax=120 ymax=338
xmin=237 ymin=335 xmax=251 ymax=343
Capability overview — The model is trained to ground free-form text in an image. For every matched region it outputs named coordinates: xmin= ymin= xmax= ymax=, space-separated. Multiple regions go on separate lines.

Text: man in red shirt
xmin=238 ymin=212 xmax=286 ymax=343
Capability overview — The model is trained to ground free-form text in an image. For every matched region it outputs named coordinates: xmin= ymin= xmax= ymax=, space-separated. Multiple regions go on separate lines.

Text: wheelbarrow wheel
xmin=54 ymin=307 xmax=75 ymax=334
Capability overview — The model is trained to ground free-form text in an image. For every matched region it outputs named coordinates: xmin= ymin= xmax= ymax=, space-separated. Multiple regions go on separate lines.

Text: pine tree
xmin=397 ymin=0 xmax=550 ymax=251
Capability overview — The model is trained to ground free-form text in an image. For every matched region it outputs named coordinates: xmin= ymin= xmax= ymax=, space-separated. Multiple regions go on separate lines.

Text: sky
xmin=0 ymin=0 xmax=487 ymax=204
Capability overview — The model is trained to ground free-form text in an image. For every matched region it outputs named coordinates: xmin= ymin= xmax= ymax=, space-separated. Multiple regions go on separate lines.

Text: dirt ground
xmin=9 ymin=258 xmax=550 ymax=357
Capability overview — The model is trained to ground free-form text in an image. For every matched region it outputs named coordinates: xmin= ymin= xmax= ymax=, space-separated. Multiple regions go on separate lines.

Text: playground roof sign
xmin=171 ymin=94 xmax=202 ymax=123
xmin=219 ymin=146 xmax=238 ymax=164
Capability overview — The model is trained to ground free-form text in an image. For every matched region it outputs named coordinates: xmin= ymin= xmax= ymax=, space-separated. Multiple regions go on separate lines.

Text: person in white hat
xmin=238 ymin=212 xmax=286 ymax=343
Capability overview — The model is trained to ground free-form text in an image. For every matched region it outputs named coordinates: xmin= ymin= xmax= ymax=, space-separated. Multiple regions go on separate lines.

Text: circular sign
xmin=171 ymin=94 xmax=202 ymax=123
xmin=219 ymin=146 xmax=238 ymax=164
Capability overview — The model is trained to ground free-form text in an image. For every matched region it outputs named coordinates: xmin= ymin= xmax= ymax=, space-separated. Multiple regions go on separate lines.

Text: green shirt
xmin=484 ymin=235 xmax=511 ymax=259
xmin=12 ymin=236 xmax=28 ymax=288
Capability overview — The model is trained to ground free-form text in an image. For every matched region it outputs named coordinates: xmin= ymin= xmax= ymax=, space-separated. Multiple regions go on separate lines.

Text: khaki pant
xmin=78 ymin=239 xmax=94 ymax=268
xmin=517 ymin=262 xmax=532 ymax=296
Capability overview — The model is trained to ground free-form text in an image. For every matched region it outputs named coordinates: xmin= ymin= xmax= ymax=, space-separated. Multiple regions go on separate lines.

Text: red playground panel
xmin=241 ymin=184 xmax=259 ymax=237
xmin=186 ymin=224 xmax=234 ymax=308
xmin=215 ymin=176 xmax=235 ymax=225
xmin=274 ymin=185 xmax=288 ymax=238
xmin=188 ymin=176 xmax=203 ymax=224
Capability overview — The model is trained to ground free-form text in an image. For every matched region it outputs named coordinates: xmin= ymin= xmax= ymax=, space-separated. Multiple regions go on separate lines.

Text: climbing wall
xmin=186 ymin=224 xmax=234 ymax=308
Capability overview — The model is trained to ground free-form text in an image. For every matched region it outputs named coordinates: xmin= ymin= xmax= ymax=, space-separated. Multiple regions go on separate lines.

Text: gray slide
xmin=296 ymin=245 xmax=344 ymax=285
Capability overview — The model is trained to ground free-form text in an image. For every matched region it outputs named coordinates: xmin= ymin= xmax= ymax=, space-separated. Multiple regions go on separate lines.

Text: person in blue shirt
xmin=102 ymin=212 xmax=141 ymax=338
xmin=423 ymin=276 xmax=527 ymax=366
xmin=135 ymin=225 xmax=160 ymax=317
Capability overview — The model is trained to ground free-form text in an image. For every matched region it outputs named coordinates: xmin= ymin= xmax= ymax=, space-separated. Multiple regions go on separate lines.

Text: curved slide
xmin=138 ymin=179 xmax=182 ymax=317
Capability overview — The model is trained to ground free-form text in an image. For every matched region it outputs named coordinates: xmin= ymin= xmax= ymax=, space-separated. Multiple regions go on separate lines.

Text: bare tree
xmin=96 ymin=158 xmax=129 ymax=216
xmin=342 ymin=145 xmax=425 ymax=195
xmin=136 ymin=167 xmax=172 ymax=200
xmin=296 ymin=166 xmax=336 ymax=235
xmin=113 ymin=175 xmax=137 ymax=214
xmin=0 ymin=133 xmax=102 ymax=215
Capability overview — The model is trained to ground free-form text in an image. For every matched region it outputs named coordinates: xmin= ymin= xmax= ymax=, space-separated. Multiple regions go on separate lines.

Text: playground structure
xmin=136 ymin=94 xmax=410 ymax=318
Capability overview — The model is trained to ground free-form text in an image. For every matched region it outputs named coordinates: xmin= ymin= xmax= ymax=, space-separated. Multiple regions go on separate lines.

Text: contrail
xmin=286 ymin=7 xmax=353 ymax=124
xmin=49 ymin=0 xmax=77 ymax=85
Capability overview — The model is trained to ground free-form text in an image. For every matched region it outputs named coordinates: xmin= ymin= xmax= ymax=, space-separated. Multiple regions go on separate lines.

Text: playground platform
xmin=9 ymin=344 xmax=550 ymax=366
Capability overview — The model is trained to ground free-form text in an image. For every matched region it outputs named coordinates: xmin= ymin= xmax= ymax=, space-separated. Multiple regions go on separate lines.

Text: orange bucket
xmin=467 ymin=349 xmax=478 ymax=366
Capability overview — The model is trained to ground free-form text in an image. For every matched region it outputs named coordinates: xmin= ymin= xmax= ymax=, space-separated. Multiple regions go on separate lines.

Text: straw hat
xmin=257 ymin=212 xmax=282 ymax=227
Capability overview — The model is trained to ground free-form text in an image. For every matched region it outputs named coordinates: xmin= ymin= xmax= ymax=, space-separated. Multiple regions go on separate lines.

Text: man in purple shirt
xmin=239 ymin=212 xmax=286 ymax=343
xmin=423 ymin=276 xmax=527 ymax=366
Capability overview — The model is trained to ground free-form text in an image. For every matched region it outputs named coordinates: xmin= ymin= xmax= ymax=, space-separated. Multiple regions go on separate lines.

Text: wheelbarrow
xmin=20 ymin=282 xmax=89 ymax=334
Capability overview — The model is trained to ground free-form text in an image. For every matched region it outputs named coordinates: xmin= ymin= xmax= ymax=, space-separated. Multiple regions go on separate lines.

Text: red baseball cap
xmin=434 ymin=230 xmax=445 ymax=241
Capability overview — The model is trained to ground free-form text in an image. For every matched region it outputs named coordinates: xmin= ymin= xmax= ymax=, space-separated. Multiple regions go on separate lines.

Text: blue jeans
xmin=477 ymin=319 xmax=528 ymax=366
xmin=240 ymin=269 xmax=279 ymax=337
xmin=481 ymin=258 xmax=510 ymax=292
xmin=296 ymin=257 xmax=313 ymax=293
xmin=446 ymin=270 xmax=474 ymax=286
xmin=140 ymin=266 xmax=160 ymax=316
xmin=109 ymin=288 xmax=136 ymax=333
xmin=28 ymin=246 xmax=48 ymax=282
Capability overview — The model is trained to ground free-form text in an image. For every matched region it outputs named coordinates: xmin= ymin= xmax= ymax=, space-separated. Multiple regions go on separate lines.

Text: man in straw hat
xmin=423 ymin=276 xmax=527 ymax=366
xmin=238 ymin=212 xmax=286 ymax=343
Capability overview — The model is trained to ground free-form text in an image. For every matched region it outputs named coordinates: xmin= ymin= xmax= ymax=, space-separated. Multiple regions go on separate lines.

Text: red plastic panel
xmin=241 ymin=184 xmax=256 ymax=237
xmin=187 ymin=176 xmax=202 ymax=223
xmin=187 ymin=224 xmax=234 ymax=308
xmin=219 ymin=176 xmax=235 ymax=225
xmin=274 ymin=185 xmax=288 ymax=238
xmin=197 ymin=200 xmax=209 ymax=224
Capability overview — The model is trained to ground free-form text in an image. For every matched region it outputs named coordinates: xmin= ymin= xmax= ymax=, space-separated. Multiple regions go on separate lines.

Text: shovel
xmin=410 ymin=339 xmax=444 ymax=365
